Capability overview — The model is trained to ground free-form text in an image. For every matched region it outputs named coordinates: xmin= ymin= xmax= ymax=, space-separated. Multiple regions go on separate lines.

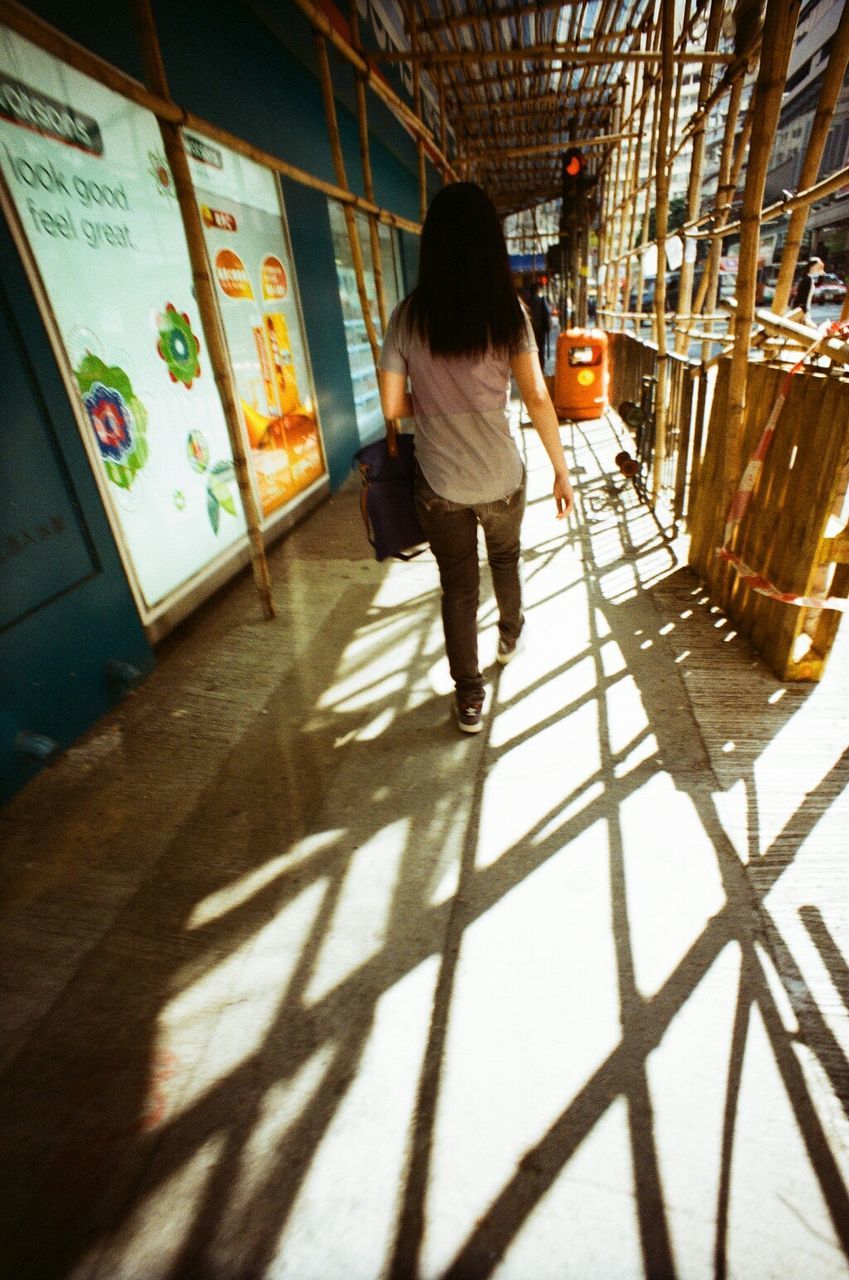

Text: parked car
xmin=811 ymin=272 xmax=847 ymax=304
xmin=628 ymin=268 xmax=735 ymax=313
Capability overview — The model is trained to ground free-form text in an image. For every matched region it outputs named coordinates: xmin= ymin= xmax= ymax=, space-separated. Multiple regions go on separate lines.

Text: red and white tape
xmin=717 ymin=321 xmax=849 ymax=612
xmin=716 ymin=547 xmax=849 ymax=612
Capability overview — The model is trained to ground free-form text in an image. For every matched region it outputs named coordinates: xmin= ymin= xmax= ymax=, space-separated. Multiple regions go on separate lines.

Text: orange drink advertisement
xmin=187 ymin=131 xmax=325 ymax=517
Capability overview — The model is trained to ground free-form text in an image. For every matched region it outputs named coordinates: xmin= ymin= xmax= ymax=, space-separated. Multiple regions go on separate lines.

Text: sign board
xmin=185 ymin=133 xmax=325 ymax=516
xmin=0 ymin=24 xmax=246 ymax=611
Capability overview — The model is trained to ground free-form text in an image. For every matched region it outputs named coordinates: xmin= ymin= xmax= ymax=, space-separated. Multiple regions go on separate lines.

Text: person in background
xmin=530 ymin=282 xmax=551 ymax=367
xmin=379 ymin=182 xmax=573 ymax=735
xmin=793 ymin=256 xmax=825 ymax=322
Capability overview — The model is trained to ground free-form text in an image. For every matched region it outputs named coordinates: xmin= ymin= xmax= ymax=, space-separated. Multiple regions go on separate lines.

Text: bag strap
xmin=359 ymin=475 xmax=376 ymax=550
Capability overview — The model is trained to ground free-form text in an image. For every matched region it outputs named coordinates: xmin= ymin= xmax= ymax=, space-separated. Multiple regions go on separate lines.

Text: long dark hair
xmin=406 ymin=182 xmax=525 ymax=358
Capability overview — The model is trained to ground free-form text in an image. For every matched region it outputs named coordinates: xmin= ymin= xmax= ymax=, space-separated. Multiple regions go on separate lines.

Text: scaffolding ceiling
xmin=369 ymin=0 xmax=738 ymax=218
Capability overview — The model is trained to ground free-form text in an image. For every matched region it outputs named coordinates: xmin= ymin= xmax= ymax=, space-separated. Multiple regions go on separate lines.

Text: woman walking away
xmin=379 ymin=182 xmax=574 ymax=735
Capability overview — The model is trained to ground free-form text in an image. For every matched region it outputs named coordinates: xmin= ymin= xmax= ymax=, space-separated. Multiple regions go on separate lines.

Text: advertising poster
xmin=0 ymin=26 xmax=246 ymax=611
xmin=184 ymin=133 xmax=325 ymax=517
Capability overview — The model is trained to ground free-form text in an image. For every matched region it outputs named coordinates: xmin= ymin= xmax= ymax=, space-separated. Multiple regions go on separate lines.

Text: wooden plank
xmin=688 ymin=356 xmax=849 ymax=681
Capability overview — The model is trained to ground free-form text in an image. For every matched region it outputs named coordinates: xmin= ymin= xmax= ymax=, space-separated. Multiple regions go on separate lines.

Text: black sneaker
xmin=454 ymin=693 xmax=484 ymax=734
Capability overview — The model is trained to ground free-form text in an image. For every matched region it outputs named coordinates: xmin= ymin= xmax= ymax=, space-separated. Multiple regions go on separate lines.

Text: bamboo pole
xmin=404 ymin=0 xmax=429 ymax=225
xmin=354 ymin=73 xmax=388 ymax=333
xmin=314 ymin=34 xmax=381 ymax=368
xmin=375 ymin=44 xmax=734 ymax=67
xmin=692 ymin=73 xmax=745 ymax=358
xmin=751 ymin=308 xmax=849 ymax=365
xmin=721 ymin=0 xmax=801 ymax=516
xmin=460 ymin=132 xmax=639 ymax=163
xmin=623 ymin=88 xmax=651 ymax=337
xmin=674 ymin=0 xmax=724 ymax=354
xmin=596 ymin=170 xmax=610 ymax=318
xmin=612 ymin=87 xmax=630 ymax=332
xmin=688 ymin=162 xmax=849 ymax=241
xmin=182 ymin=111 xmax=420 ymax=235
xmin=460 ymin=91 xmax=615 ymax=118
xmin=651 ymin=0 xmax=675 ymax=502
xmin=616 ymin=23 xmax=651 ymax=334
xmin=437 ymin=68 xmax=448 ymax=181
xmin=772 ymin=0 xmax=849 ymax=311
xmin=350 ymin=0 xmax=388 ymax=334
xmin=417 ymin=0 xmax=607 ymax=39
xmin=638 ymin=57 xmax=662 ymax=343
xmin=130 ymin=0 xmax=275 ymax=619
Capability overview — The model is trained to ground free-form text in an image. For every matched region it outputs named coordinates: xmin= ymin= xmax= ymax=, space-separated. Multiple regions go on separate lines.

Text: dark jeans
xmin=415 ymin=466 xmax=526 ymax=699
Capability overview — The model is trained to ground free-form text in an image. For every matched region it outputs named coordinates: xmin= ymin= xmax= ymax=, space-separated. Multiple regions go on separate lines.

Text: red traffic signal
xmin=563 ymin=147 xmax=585 ymax=180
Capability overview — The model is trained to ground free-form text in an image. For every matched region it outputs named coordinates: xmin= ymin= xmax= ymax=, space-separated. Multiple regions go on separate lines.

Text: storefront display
xmin=186 ymin=132 xmax=325 ymax=516
xmin=0 ymin=24 xmax=246 ymax=612
xmin=328 ymin=201 xmax=402 ymax=443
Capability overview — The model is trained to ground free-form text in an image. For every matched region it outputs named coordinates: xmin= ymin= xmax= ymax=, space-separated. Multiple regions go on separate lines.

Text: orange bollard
xmin=554 ymin=328 xmax=609 ymax=420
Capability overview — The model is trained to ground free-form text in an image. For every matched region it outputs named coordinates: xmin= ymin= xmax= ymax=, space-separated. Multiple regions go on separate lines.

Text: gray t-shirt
xmin=379 ymin=301 xmax=536 ymax=505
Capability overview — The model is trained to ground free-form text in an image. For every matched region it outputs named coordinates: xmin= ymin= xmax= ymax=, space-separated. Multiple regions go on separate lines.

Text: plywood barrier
xmin=688 ymin=358 xmax=849 ymax=681
xmin=607 ymin=331 xmax=698 ymax=520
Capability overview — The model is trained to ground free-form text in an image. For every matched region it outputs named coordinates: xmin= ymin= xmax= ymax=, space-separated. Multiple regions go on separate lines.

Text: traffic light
xmin=562 ymin=147 xmax=585 ymax=185
xmin=560 ymin=147 xmax=596 ymax=229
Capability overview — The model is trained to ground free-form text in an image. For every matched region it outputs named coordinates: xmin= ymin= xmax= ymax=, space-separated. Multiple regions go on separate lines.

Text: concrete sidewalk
xmin=2 ymin=408 xmax=848 ymax=1280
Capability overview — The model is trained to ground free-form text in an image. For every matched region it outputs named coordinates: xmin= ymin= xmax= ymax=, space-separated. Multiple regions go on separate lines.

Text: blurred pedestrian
xmin=793 ymin=257 xmax=825 ymax=322
xmin=530 ymin=283 xmax=551 ymax=365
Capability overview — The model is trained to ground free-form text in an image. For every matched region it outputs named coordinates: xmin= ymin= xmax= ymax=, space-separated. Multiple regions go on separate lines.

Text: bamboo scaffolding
xmin=722 ymin=0 xmax=802 ymax=514
xmin=130 ymin=0 xmax=275 ymax=620
xmin=416 ymin=0 xmax=603 ymax=39
xmin=691 ymin=73 xmax=746 ymax=353
xmin=350 ymin=0 xmax=388 ymax=334
xmin=459 ymin=92 xmax=615 ymax=117
xmin=772 ymin=0 xmax=849 ymax=311
xmin=375 ymin=44 xmax=734 ymax=67
xmin=401 ymin=0 xmax=429 ymax=225
xmin=437 ymin=68 xmax=448 ymax=175
xmin=651 ymin=0 xmax=675 ymax=502
xmin=622 ymin=91 xmax=650 ymax=337
xmin=315 ymin=34 xmax=382 ymax=369
xmin=637 ymin=47 xmax=662 ymax=342
xmin=609 ymin=90 xmax=626 ymax=329
xmin=460 ymin=131 xmax=638 ymax=163
xmin=674 ymin=0 xmax=724 ymax=354
xmin=751 ymin=309 xmax=849 ymax=366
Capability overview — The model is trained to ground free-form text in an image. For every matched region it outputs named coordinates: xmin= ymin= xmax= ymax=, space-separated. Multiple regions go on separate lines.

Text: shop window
xmin=328 ymin=201 xmax=402 ymax=444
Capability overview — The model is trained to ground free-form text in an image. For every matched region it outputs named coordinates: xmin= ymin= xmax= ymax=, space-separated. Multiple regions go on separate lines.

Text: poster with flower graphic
xmin=184 ymin=132 xmax=326 ymax=517
xmin=0 ymin=25 xmax=246 ymax=612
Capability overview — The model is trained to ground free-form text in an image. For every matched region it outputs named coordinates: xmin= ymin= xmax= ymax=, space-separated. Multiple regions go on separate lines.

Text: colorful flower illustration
xmin=157 ymin=303 xmax=201 ymax=388
xmin=187 ymin=429 xmax=209 ymax=473
xmin=206 ymin=460 xmax=238 ymax=535
xmin=173 ymin=490 xmax=186 ymax=511
xmin=148 ymin=151 xmax=176 ymax=198
xmin=75 ymin=354 xmax=148 ymax=490
xmin=84 ymin=384 xmax=133 ymax=462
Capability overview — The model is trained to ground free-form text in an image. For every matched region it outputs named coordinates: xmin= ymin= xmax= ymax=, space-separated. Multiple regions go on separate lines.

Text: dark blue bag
xmin=356 ymin=431 xmax=428 ymax=562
